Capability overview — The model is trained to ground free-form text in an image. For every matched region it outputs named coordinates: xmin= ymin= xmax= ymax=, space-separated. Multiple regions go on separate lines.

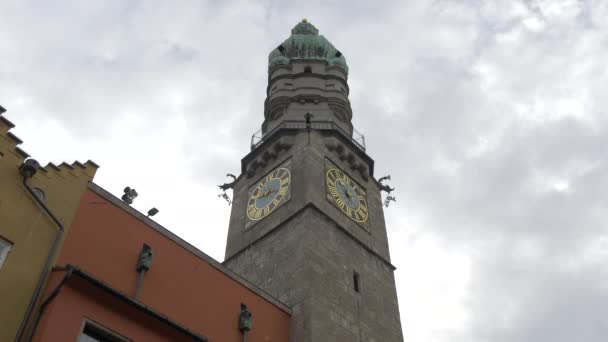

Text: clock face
xmin=247 ymin=167 xmax=291 ymax=221
xmin=326 ymin=167 xmax=369 ymax=224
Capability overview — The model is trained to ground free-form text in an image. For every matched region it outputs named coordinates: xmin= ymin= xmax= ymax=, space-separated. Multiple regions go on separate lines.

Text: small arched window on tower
xmin=304 ymin=66 xmax=312 ymax=73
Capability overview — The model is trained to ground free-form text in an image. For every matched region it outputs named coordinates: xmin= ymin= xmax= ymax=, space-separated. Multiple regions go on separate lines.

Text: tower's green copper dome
xmin=269 ymin=19 xmax=348 ymax=73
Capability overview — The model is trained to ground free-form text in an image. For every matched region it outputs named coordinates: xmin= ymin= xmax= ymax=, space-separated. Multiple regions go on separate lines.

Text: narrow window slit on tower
xmin=304 ymin=66 xmax=312 ymax=73
xmin=353 ymin=271 xmax=360 ymax=293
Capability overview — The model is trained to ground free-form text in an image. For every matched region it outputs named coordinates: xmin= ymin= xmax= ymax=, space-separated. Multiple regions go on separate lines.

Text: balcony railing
xmin=250 ymin=120 xmax=366 ymax=151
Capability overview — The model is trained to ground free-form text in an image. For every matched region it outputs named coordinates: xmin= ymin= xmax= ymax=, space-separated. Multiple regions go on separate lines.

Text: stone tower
xmin=224 ymin=20 xmax=403 ymax=341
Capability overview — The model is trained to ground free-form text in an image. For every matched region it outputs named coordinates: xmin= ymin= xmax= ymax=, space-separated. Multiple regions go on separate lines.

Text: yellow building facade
xmin=0 ymin=108 xmax=97 ymax=341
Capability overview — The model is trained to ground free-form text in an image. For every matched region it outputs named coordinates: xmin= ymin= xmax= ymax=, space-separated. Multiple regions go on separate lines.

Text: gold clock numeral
xmin=345 ymin=206 xmax=352 ymax=216
xmin=328 ymin=171 xmax=338 ymax=182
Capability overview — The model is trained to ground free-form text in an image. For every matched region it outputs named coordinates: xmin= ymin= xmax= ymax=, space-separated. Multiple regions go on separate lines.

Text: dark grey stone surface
xmin=224 ymin=56 xmax=403 ymax=341
xmin=225 ymin=204 xmax=403 ymax=342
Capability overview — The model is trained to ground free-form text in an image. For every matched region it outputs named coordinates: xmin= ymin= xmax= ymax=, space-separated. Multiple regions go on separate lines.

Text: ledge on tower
xmin=250 ymin=119 xmax=365 ymax=152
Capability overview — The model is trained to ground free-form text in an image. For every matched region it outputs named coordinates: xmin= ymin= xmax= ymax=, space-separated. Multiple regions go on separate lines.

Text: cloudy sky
xmin=2 ymin=0 xmax=607 ymax=341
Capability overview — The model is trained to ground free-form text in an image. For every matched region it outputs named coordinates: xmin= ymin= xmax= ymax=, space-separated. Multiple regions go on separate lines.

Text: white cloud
xmin=2 ymin=1 xmax=607 ymax=341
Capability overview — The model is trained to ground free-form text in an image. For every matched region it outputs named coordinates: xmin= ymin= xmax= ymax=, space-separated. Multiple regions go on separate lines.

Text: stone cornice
xmin=266 ymin=71 xmax=349 ymax=95
xmin=223 ymin=202 xmax=397 ymax=271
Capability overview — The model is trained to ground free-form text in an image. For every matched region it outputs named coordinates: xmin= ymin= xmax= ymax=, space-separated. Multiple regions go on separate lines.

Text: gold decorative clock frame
xmin=245 ymin=160 xmax=292 ymax=228
xmin=325 ymin=159 xmax=369 ymax=228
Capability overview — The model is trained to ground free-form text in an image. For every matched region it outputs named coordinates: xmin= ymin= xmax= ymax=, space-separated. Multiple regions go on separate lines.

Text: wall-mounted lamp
xmin=134 ymin=244 xmax=153 ymax=299
xmin=147 ymin=208 xmax=159 ymax=217
xmin=239 ymin=303 xmax=252 ymax=342
xmin=19 ymin=159 xmax=40 ymax=178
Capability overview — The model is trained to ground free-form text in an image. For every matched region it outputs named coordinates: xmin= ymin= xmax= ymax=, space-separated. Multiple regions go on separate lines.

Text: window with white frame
xmin=78 ymin=320 xmax=131 ymax=342
xmin=0 ymin=237 xmax=12 ymax=269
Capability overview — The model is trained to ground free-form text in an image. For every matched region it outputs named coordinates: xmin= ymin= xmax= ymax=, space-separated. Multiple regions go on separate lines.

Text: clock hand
xmin=253 ymin=188 xmax=270 ymax=199
xmin=338 ymin=182 xmax=350 ymax=198
xmin=335 ymin=180 xmax=344 ymax=193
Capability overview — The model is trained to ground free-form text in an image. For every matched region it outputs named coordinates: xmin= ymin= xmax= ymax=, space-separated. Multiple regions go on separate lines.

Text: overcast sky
xmin=2 ymin=0 xmax=607 ymax=341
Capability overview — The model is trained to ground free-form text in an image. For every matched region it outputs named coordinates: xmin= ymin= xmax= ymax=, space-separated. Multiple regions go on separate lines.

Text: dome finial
xmin=291 ymin=19 xmax=318 ymax=35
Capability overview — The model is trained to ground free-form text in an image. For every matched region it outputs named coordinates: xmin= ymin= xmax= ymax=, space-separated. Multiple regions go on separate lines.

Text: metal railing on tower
xmin=250 ymin=120 xmax=366 ymax=152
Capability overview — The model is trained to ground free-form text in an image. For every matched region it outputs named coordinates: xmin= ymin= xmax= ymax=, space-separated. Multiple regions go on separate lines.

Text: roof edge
xmin=54 ymin=265 xmax=209 ymax=342
xmin=87 ymin=182 xmax=292 ymax=315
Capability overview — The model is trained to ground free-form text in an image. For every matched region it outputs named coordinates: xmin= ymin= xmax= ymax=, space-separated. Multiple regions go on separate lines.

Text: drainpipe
xmin=239 ymin=303 xmax=253 ymax=342
xmin=15 ymin=159 xmax=65 ymax=342
xmin=24 ymin=267 xmax=74 ymax=341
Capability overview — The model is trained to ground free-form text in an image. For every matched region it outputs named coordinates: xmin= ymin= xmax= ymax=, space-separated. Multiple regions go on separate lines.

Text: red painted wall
xmin=34 ymin=187 xmax=290 ymax=342
xmin=35 ymin=276 xmax=197 ymax=341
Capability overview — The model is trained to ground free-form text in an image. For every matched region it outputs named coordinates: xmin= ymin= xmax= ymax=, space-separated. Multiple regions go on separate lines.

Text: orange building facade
xmin=29 ymin=183 xmax=290 ymax=341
